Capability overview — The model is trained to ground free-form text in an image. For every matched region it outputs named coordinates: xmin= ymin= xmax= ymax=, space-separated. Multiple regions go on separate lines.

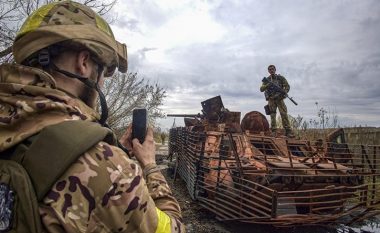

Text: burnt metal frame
xmin=168 ymin=127 xmax=380 ymax=226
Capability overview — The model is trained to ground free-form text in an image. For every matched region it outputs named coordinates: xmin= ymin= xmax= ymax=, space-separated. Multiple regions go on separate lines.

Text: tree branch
xmin=0 ymin=46 xmax=12 ymax=58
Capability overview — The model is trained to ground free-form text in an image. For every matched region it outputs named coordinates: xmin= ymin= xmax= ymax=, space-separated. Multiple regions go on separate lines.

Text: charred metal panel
xmin=168 ymin=96 xmax=380 ymax=226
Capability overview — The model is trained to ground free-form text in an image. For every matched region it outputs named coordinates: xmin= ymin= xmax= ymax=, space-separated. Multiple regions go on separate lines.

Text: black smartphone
xmin=132 ymin=108 xmax=147 ymax=144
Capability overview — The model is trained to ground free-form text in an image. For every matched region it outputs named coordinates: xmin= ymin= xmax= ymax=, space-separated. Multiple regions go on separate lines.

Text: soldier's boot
xmin=271 ymin=129 xmax=277 ymax=137
xmin=285 ymin=129 xmax=295 ymax=138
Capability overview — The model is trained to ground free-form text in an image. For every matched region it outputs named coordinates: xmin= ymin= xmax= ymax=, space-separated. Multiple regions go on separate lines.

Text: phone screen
xmin=132 ymin=108 xmax=147 ymax=144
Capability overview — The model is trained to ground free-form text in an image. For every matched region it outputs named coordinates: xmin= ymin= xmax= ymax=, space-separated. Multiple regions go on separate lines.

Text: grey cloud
xmin=113 ymin=0 xmax=179 ymax=31
xmin=114 ymin=17 xmax=140 ymax=32
xmin=126 ymin=52 xmax=141 ymax=70
xmin=116 ymin=0 xmax=380 ymax=127
xmin=138 ymin=47 xmax=157 ymax=59
xmin=127 ymin=47 xmax=158 ymax=70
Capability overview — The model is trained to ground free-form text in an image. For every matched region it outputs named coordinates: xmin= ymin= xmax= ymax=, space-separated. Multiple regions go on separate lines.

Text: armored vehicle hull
xmin=168 ymin=96 xmax=380 ymax=226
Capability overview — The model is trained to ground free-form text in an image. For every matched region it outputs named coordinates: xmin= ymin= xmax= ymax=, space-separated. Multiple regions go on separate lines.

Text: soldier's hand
xmin=260 ymin=83 xmax=268 ymax=91
xmin=132 ymin=127 xmax=156 ymax=168
xmin=119 ymin=124 xmax=133 ymax=155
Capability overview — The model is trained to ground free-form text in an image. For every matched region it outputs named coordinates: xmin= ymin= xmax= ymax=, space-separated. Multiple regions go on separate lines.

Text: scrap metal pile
xmin=168 ymin=96 xmax=380 ymax=226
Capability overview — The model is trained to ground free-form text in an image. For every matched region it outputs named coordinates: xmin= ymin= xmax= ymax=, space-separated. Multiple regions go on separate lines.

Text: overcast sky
xmin=110 ymin=0 xmax=380 ymax=130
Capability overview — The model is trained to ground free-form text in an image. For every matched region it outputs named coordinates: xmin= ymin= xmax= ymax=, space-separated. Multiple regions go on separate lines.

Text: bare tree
xmin=0 ymin=0 xmax=168 ymax=134
xmin=0 ymin=0 xmax=20 ymax=59
xmin=0 ymin=0 xmax=117 ymax=60
xmin=103 ymin=72 xmax=166 ymax=136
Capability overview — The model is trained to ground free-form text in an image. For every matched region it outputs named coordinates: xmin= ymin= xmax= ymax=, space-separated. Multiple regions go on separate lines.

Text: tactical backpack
xmin=0 ymin=120 xmax=116 ymax=233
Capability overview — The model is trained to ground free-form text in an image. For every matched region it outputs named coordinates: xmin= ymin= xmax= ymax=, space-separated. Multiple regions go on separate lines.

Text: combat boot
xmin=271 ymin=129 xmax=277 ymax=137
xmin=285 ymin=129 xmax=295 ymax=138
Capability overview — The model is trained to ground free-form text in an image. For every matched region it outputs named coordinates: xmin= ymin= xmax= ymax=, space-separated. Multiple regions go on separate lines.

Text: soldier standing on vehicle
xmin=260 ymin=65 xmax=294 ymax=137
xmin=161 ymin=132 xmax=166 ymax=145
xmin=0 ymin=1 xmax=184 ymax=232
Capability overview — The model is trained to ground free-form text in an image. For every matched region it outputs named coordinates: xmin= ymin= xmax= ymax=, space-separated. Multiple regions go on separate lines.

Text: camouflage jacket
xmin=260 ymin=74 xmax=290 ymax=100
xmin=0 ymin=63 xmax=184 ymax=233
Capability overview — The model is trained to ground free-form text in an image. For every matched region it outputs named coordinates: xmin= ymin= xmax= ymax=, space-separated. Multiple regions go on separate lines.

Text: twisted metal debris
xmin=168 ymin=96 xmax=380 ymax=226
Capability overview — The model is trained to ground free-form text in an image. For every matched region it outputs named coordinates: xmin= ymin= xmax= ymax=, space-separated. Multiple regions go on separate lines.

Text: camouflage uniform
xmin=2 ymin=1 xmax=184 ymax=231
xmin=260 ymin=74 xmax=291 ymax=131
xmin=0 ymin=63 xmax=184 ymax=232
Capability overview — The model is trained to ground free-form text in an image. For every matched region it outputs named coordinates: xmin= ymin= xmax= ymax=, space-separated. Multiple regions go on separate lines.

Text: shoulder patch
xmin=0 ymin=183 xmax=15 ymax=231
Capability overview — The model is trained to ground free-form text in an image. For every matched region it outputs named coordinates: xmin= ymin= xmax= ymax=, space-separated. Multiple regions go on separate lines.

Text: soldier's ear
xmin=76 ymin=50 xmax=92 ymax=77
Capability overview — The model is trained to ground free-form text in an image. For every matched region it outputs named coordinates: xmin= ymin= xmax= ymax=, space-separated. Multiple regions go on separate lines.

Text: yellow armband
xmin=155 ymin=208 xmax=171 ymax=233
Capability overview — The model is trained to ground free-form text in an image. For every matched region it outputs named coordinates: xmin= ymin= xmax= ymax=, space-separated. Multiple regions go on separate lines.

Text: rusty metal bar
xmin=194 ymin=132 xmax=206 ymax=199
xmin=371 ymin=146 xmax=377 ymax=205
xmin=271 ymin=191 xmax=278 ymax=218
xmin=228 ymin=133 xmax=244 ymax=178
xmin=169 ymin=126 xmax=380 ymax=226
xmin=196 ymin=176 xmax=273 ymax=208
xmin=285 ymin=138 xmax=294 ymax=169
xmin=197 ymin=184 xmax=272 ymax=216
xmin=362 ymin=145 xmax=374 ymax=171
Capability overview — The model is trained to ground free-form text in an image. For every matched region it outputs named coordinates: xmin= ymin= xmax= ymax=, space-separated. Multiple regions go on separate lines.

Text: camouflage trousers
xmin=268 ymin=98 xmax=290 ymax=131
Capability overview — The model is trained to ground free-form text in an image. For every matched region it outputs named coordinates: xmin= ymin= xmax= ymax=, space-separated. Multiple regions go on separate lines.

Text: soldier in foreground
xmin=260 ymin=65 xmax=294 ymax=137
xmin=0 ymin=1 xmax=184 ymax=232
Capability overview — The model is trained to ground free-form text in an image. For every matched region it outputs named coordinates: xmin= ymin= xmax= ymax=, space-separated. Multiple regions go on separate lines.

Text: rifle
xmin=166 ymin=113 xmax=203 ymax=118
xmin=262 ymin=77 xmax=298 ymax=105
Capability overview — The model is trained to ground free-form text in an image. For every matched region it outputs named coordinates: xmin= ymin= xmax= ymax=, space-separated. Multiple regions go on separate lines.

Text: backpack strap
xmin=21 ymin=120 xmax=116 ymax=201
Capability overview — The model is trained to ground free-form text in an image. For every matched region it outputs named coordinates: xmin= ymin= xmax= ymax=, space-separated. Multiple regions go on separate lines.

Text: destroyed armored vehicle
xmin=168 ymin=96 xmax=380 ymax=226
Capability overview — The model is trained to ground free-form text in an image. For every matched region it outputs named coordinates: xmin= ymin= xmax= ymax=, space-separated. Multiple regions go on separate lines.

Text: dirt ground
xmin=156 ymin=143 xmax=379 ymax=233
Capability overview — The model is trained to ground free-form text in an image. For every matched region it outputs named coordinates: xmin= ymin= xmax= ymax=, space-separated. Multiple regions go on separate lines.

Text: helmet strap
xmin=35 ymin=49 xmax=130 ymax=156
xmin=94 ymin=65 xmax=109 ymax=126
xmin=53 ymin=64 xmax=109 ymax=126
xmin=38 ymin=49 xmax=51 ymax=68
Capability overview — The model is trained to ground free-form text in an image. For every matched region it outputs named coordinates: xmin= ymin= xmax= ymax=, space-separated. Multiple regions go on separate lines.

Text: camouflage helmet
xmin=13 ymin=0 xmax=127 ymax=77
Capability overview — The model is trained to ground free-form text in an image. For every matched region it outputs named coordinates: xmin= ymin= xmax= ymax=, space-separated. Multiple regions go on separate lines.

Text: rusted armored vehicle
xmin=168 ymin=96 xmax=380 ymax=227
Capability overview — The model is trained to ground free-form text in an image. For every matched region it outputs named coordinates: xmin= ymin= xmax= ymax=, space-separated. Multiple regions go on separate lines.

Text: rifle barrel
xmin=167 ymin=114 xmax=200 ymax=118
xmin=288 ymin=97 xmax=298 ymax=105
xmin=264 ymin=78 xmax=298 ymax=106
